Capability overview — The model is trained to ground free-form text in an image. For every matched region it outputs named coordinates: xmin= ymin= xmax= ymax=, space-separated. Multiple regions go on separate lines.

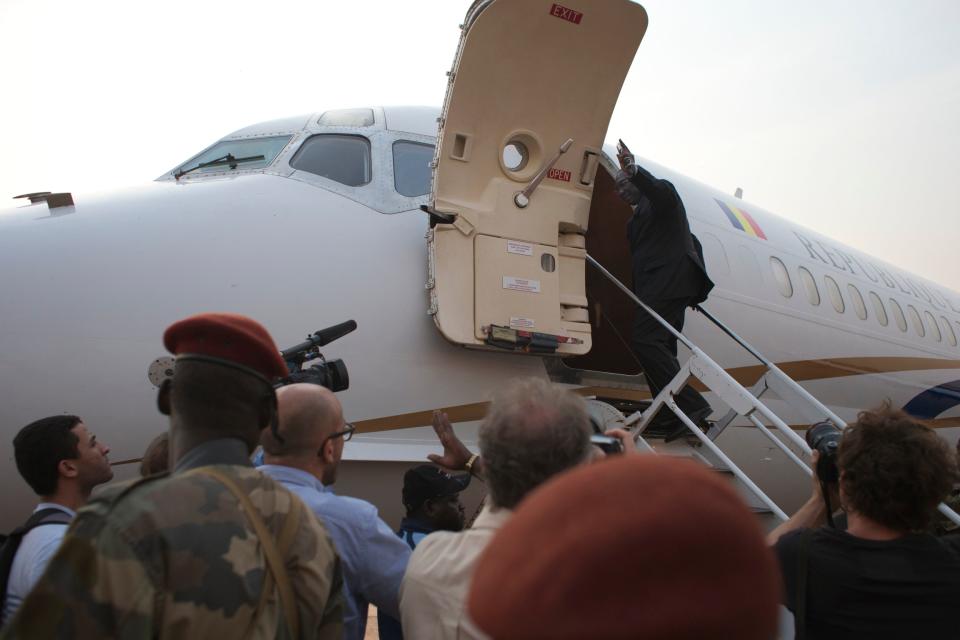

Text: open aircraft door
xmin=427 ymin=0 xmax=648 ymax=355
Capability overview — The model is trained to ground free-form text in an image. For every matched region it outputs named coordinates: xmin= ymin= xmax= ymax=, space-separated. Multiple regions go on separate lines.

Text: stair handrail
xmin=585 ymin=253 xmax=960 ymax=528
xmin=693 ymin=304 xmax=847 ymax=429
xmin=585 ymin=253 xmax=812 ymax=455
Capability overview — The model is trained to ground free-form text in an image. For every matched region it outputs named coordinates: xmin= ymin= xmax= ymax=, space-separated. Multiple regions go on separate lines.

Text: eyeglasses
xmin=319 ymin=423 xmax=355 ymax=453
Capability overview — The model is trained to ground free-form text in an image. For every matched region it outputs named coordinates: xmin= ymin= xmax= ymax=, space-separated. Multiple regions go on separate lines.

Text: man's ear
xmin=156 ymin=379 xmax=172 ymax=416
xmin=320 ymin=439 xmax=336 ymax=465
xmin=421 ymin=498 xmax=438 ymax=518
xmin=58 ymin=459 xmax=79 ymax=479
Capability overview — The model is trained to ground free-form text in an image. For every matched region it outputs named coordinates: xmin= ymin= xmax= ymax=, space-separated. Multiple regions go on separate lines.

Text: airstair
xmin=586 ymin=254 xmax=960 ymax=527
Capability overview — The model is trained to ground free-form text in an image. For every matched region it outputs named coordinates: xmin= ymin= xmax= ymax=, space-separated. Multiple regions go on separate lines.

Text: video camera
xmin=276 ymin=320 xmax=356 ymax=392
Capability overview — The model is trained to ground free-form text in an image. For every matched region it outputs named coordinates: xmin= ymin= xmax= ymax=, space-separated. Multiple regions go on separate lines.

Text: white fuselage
xmin=1 ymin=106 xmax=957 ymax=529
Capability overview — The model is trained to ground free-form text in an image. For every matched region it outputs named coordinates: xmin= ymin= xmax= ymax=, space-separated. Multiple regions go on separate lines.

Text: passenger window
xmin=925 ymin=311 xmax=942 ymax=342
xmin=317 ymin=108 xmax=375 ymax=127
xmin=291 ymin=135 xmax=371 ymax=186
xmin=944 ymin=317 xmax=959 ymax=347
xmin=824 ymin=276 xmax=844 ymax=313
xmin=393 ymin=141 xmax=436 ymax=197
xmin=847 ymin=284 xmax=867 ymax=320
xmin=798 ymin=267 xmax=820 ymax=306
xmin=175 ymin=135 xmax=292 ymax=177
xmin=889 ymin=299 xmax=908 ymax=332
xmin=869 ymin=292 xmax=888 ymax=327
xmin=769 ymin=257 xmax=793 ymax=298
xmin=907 ymin=305 xmax=925 ymax=337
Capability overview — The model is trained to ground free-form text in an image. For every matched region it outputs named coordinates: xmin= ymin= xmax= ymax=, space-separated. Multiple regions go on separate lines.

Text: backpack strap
xmin=185 ymin=467 xmax=301 ymax=639
xmin=0 ymin=507 xmax=74 ymax=620
xmin=794 ymin=528 xmax=813 ymax=640
xmin=245 ymin=482 xmax=303 ymax=639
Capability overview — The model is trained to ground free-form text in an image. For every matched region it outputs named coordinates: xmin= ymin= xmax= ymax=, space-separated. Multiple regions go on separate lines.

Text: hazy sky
xmin=2 ymin=0 xmax=958 ymax=289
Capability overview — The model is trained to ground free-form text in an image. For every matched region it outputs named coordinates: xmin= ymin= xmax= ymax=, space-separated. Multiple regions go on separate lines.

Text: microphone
xmin=280 ymin=320 xmax=357 ymax=360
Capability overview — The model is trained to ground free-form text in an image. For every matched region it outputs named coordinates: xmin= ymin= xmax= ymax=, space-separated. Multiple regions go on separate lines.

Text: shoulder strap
xmin=186 ymin=467 xmax=301 ymax=639
xmin=20 ymin=508 xmax=73 ymax=530
xmin=0 ymin=508 xmax=74 ymax=609
xmin=795 ymin=528 xmax=812 ymax=640
xmin=245 ymin=490 xmax=302 ymax=638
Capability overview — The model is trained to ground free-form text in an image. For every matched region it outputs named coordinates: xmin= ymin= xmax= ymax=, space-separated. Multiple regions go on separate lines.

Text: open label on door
xmin=427 ymin=0 xmax=648 ymax=355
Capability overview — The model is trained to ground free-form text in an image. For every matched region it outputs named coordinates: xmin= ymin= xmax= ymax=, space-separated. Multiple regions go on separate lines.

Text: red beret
xmin=467 ymin=455 xmax=781 ymax=640
xmin=163 ymin=313 xmax=288 ymax=381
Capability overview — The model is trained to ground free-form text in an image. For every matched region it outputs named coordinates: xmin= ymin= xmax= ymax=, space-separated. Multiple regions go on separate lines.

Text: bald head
xmin=262 ymin=384 xmax=343 ymax=459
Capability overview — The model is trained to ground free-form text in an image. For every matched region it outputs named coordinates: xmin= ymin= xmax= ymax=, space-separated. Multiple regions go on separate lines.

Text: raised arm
xmin=427 ymin=410 xmax=485 ymax=479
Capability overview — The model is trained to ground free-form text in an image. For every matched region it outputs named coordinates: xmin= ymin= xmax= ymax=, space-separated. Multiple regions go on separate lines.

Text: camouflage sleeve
xmin=289 ymin=507 xmax=345 ymax=640
xmin=313 ymin=559 xmax=344 ymax=640
xmin=0 ymin=510 xmax=156 ymax=639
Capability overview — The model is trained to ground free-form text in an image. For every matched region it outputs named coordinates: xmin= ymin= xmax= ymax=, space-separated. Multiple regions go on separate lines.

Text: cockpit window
xmin=317 ymin=108 xmax=375 ymax=127
xmin=175 ymin=135 xmax=291 ymax=177
xmin=290 ymin=134 xmax=371 ymax=186
xmin=393 ymin=141 xmax=435 ymax=197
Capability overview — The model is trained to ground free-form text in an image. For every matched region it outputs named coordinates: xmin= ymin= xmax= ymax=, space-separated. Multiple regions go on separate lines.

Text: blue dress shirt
xmin=258 ymin=465 xmax=411 ymax=640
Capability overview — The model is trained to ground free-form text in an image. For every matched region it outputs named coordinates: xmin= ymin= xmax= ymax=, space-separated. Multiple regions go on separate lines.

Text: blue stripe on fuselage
xmin=902 ymin=380 xmax=960 ymax=419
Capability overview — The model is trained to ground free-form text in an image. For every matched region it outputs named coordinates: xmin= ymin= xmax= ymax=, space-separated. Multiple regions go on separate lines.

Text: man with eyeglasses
xmin=259 ymin=383 xmax=412 ymax=640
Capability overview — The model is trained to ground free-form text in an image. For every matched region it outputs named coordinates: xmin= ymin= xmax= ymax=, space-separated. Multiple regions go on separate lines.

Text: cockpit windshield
xmin=175 ymin=135 xmax=292 ymax=177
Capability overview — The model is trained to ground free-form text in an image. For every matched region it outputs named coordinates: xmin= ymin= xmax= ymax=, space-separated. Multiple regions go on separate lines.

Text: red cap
xmin=163 ymin=313 xmax=288 ymax=380
xmin=467 ymin=455 xmax=781 ymax=640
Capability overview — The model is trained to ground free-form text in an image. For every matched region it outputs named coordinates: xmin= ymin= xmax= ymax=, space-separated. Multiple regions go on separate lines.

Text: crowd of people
xmin=0 ymin=311 xmax=958 ymax=640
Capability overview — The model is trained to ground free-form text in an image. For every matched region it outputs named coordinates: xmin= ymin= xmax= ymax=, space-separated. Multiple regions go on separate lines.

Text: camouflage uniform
xmin=1 ymin=438 xmax=343 ymax=639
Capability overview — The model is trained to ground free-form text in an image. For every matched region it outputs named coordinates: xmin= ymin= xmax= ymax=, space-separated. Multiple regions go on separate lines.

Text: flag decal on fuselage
xmin=715 ymin=199 xmax=767 ymax=240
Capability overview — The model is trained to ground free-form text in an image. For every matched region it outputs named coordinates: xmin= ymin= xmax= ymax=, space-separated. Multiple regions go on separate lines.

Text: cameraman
xmin=767 ymin=405 xmax=960 ymax=639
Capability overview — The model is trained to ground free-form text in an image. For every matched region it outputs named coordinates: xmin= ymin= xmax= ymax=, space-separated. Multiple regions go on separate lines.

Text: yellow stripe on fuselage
xmin=730 ymin=205 xmax=759 ymax=238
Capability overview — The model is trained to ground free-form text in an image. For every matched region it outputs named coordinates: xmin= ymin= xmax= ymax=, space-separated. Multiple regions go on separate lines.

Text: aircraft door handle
xmin=514 ymin=138 xmax=573 ymax=208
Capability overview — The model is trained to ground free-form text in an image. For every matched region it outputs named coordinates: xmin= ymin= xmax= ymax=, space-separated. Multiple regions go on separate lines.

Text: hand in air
xmin=616 ymin=139 xmax=635 ymax=171
xmin=427 ymin=410 xmax=475 ymax=472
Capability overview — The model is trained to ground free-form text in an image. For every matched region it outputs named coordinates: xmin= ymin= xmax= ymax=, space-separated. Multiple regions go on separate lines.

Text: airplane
xmin=1 ymin=0 xmax=958 ymax=531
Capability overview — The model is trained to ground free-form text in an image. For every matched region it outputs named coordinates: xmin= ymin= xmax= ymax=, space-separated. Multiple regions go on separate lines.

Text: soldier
xmin=2 ymin=313 xmax=343 ymax=639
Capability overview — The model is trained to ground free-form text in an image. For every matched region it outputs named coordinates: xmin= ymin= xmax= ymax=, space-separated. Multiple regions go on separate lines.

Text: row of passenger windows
xmin=177 ymin=134 xmax=435 ymax=197
xmin=769 ymin=257 xmax=959 ymax=346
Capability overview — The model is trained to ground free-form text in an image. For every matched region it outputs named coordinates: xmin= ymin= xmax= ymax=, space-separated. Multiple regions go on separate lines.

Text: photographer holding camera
xmin=767 ymin=405 xmax=960 ymax=639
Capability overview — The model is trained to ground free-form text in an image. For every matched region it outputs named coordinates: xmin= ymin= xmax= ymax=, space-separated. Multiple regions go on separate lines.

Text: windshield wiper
xmin=174 ymin=153 xmax=266 ymax=179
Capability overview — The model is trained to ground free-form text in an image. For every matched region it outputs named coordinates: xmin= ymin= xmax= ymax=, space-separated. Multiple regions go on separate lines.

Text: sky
xmin=2 ymin=0 xmax=959 ymax=289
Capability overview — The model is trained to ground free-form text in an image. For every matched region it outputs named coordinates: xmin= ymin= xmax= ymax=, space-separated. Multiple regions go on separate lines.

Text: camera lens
xmin=806 ymin=421 xmax=841 ymax=452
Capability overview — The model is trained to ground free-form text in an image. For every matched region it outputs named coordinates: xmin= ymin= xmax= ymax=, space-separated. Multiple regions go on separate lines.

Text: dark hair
xmin=479 ymin=378 xmax=591 ymax=509
xmin=14 ymin=415 xmax=83 ymax=496
xmin=838 ymin=404 xmax=958 ymax=532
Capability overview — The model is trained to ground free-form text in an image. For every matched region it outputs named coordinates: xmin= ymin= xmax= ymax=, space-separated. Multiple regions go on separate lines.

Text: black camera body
xmin=590 ymin=434 xmax=624 ymax=455
xmin=806 ymin=420 xmax=842 ymax=485
xmin=277 ymin=320 xmax=356 ymax=393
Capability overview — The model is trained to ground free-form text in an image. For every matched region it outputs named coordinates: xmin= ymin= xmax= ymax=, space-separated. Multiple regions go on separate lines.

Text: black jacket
xmin=625 ymin=164 xmax=714 ymax=304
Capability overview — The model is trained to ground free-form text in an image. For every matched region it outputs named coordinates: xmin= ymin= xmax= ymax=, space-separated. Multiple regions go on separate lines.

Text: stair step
xmin=640 ymin=440 xmax=774 ymax=516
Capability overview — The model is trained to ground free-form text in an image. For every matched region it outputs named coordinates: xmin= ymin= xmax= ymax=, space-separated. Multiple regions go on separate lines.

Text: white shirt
xmin=399 ymin=505 xmax=512 ymax=640
xmin=2 ymin=503 xmax=75 ymax=624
